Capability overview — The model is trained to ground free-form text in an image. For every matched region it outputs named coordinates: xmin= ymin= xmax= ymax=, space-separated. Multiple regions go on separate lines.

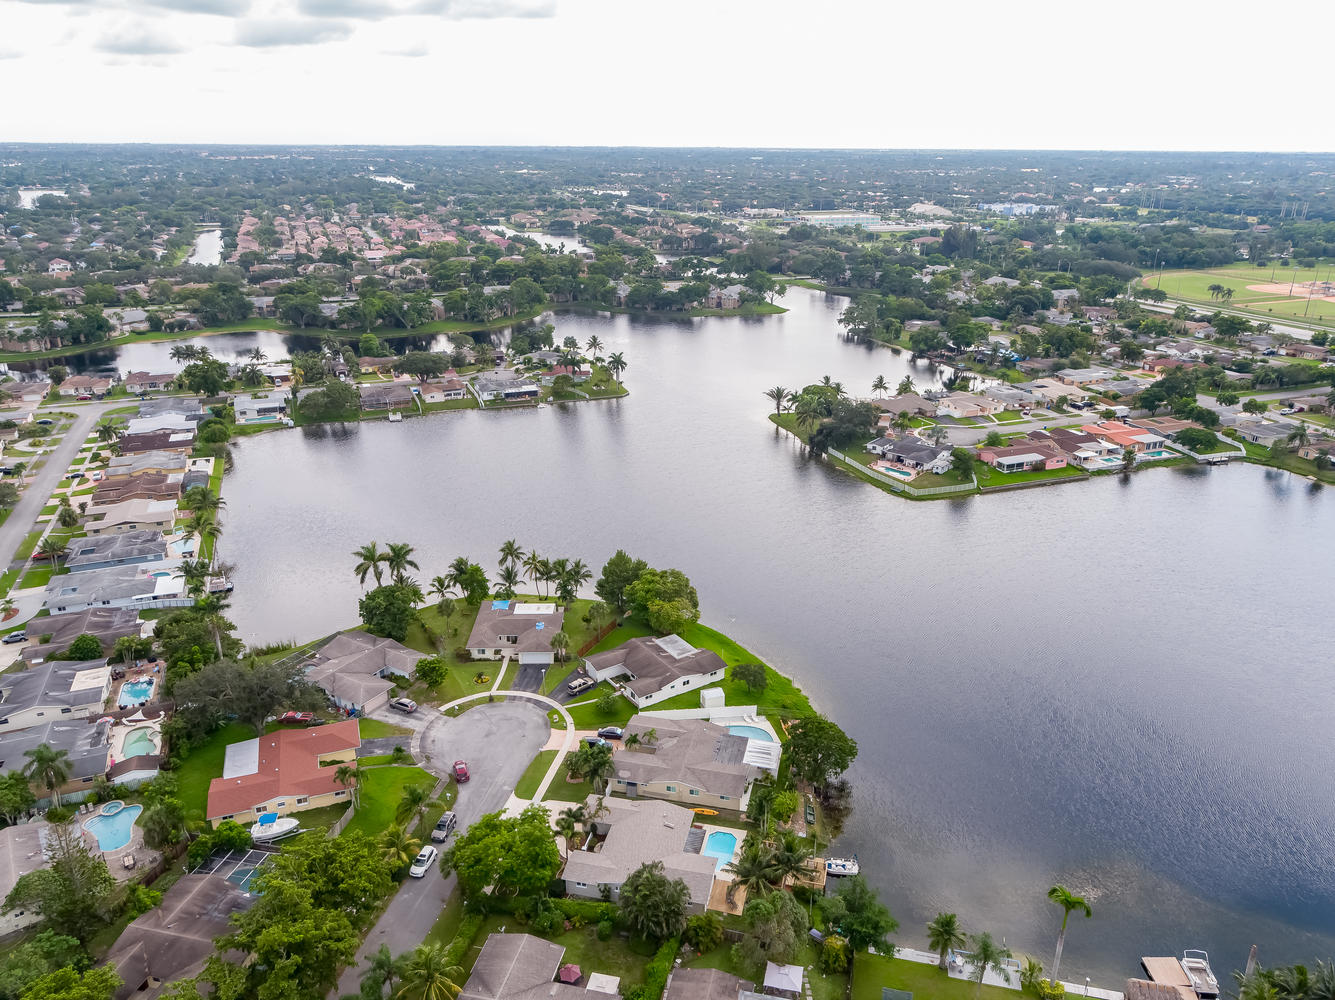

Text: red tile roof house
xmin=978 ymin=441 xmax=1069 ymax=473
xmin=1081 ymin=420 xmax=1168 ymax=454
xmin=206 ymin=719 xmax=360 ymax=824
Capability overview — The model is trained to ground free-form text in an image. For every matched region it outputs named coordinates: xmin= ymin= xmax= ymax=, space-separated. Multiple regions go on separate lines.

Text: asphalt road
xmin=333 ymin=700 xmax=550 ymax=996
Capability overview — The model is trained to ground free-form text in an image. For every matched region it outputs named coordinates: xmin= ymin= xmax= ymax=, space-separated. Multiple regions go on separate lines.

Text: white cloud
xmin=97 ymin=27 xmax=186 ymax=55
xmin=233 ymin=17 xmax=353 ymax=45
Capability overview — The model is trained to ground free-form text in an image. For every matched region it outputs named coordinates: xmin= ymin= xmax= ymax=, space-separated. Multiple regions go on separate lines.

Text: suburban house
xmin=64 ymin=530 xmax=170 ymax=573
xmin=1017 ymin=378 xmax=1090 ymax=406
xmin=582 ymin=634 xmax=726 ymax=708
xmin=866 ymin=435 xmax=950 ymax=473
xmin=1289 ymin=395 xmax=1330 ymax=413
xmin=608 ymin=716 xmax=769 ymax=813
xmin=357 ymin=356 xmax=398 ymax=374
xmin=466 ymin=600 xmax=564 ymax=666
xmin=123 ymin=413 xmax=198 ymax=437
xmin=982 ymin=385 xmax=1040 ymax=410
xmin=21 ymin=607 xmax=143 ymax=666
xmin=665 ymin=969 xmax=754 ymax=1000
xmin=1142 ymin=357 xmax=1203 ymax=374
xmin=459 ymin=933 xmax=609 ymax=1000
xmin=301 ymin=631 xmax=424 ymax=714
xmin=0 ymin=823 xmax=51 ymax=935
xmin=977 ymin=440 xmax=1069 ymax=473
xmin=1232 ymin=419 xmax=1291 ymax=447
xmin=1055 ymin=368 xmax=1118 ymax=387
xmin=473 ymin=375 xmax=540 ymax=402
xmin=122 ymin=372 xmax=176 ymax=393
xmin=92 ymin=472 xmax=184 ymax=505
xmin=58 ymin=374 xmax=113 ymax=398
xmin=418 ymin=376 xmax=467 ymax=403
xmin=105 ymin=874 xmax=255 ymax=1000
xmin=1087 ymin=378 xmax=1146 ymax=399
xmin=562 ymin=795 xmax=716 ymax=912
xmin=44 ymin=566 xmax=187 ymax=614
xmin=1032 ymin=428 xmax=1122 ymax=468
xmin=116 ymin=430 xmax=196 ymax=454
xmin=0 ymin=718 xmax=112 ymax=806
xmin=105 ymin=450 xmax=189 ymax=479
xmin=1280 ymin=342 xmax=1329 ymax=360
xmin=358 ymin=382 xmax=416 ymax=411
xmin=205 ymin=719 xmax=361 ymax=824
xmin=539 ymin=365 xmax=591 ymax=386
xmin=0 ymin=658 xmax=111 ymax=730
xmin=873 ymin=393 xmax=938 ymax=417
xmin=0 ymin=380 xmax=51 ymax=404
xmin=1298 ymin=440 xmax=1335 ymax=462
xmin=935 ymin=392 xmax=1004 ymax=419
xmin=84 ymin=498 xmax=179 ymax=534
xmin=47 ymin=258 xmax=73 ymax=274
xmin=232 ymin=392 xmax=288 ymax=424
xmin=705 ymin=284 xmax=744 ymax=309
xmin=1081 ymin=420 xmax=1168 ymax=454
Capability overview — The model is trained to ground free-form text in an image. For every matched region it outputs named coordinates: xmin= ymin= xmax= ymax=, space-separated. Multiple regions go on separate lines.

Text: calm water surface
xmin=187 ymin=228 xmax=223 ymax=266
xmin=184 ymin=289 xmax=1335 ymax=980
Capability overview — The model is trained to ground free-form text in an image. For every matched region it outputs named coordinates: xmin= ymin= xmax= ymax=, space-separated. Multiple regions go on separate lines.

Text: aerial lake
xmin=187 ymin=228 xmax=224 ymax=266
xmin=60 ymin=287 xmax=1335 ymax=980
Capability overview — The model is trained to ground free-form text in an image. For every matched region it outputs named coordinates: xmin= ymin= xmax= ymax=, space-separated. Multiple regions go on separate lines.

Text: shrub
xmin=820 ymin=934 xmax=852 ymax=973
xmin=551 ymin=897 xmax=617 ymax=924
xmin=530 ymin=904 xmax=563 ymax=936
xmin=65 ymin=633 xmax=104 ymax=660
xmin=1037 ymin=980 xmax=1066 ymax=1000
xmin=770 ymin=789 xmax=800 ymax=822
xmin=596 ymin=689 xmax=617 ymax=714
xmin=642 ymin=939 xmax=678 ymax=999
xmin=442 ymin=913 xmax=485 ymax=967
xmin=683 ymin=912 xmax=724 ymax=952
xmin=453 ymin=646 xmax=473 ymax=662
xmin=596 ymin=919 xmax=613 ymax=941
xmin=415 ymin=655 xmax=447 ymax=687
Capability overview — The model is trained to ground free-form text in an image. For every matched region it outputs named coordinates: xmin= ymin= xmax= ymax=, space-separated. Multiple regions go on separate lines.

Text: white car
xmin=408 ymin=845 xmax=438 ymax=878
xmin=1279 ymin=407 xmax=1297 ymax=415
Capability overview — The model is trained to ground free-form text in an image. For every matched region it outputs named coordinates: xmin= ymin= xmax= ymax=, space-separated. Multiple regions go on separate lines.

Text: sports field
xmin=1144 ymin=262 xmax=1335 ymax=325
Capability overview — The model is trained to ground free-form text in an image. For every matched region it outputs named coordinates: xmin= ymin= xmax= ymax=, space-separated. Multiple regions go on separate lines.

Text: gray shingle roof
xmin=615 ymin=716 xmax=759 ymax=800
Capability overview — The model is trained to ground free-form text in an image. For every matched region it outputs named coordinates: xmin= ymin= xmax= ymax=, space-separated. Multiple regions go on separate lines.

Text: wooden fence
xmin=576 ymin=620 xmax=619 ymax=657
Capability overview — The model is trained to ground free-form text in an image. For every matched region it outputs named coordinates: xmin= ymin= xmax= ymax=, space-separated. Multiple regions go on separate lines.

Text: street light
xmin=1086 ymin=977 xmax=1091 ymax=997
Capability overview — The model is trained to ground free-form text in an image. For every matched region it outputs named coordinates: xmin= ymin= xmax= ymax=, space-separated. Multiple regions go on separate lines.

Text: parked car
xmin=1279 ymin=407 xmax=1297 ymax=415
xmin=566 ymin=676 xmax=595 ymax=696
xmin=408 ymin=845 xmax=438 ymax=878
xmin=583 ymin=736 xmax=611 ymax=748
xmin=279 ymin=711 xmax=314 ymax=724
xmin=431 ymin=811 xmax=458 ymax=842
xmin=90 ymin=470 xmax=103 ymax=482
xmin=596 ymin=727 xmax=624 ymax=740
xmin=389 ymin=697 xmax=417 ymax=713
xmin=453 ymin=760 xmax=470 ymax=783
xmin=2 ymin=631 xmax=26 ymax=644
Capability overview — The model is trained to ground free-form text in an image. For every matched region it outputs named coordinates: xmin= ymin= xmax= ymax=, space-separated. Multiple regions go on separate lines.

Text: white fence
xmin=639 ymin=704 xmax=760 ymax=722
xmin=827 ymin=449 xmax=977 ymax=497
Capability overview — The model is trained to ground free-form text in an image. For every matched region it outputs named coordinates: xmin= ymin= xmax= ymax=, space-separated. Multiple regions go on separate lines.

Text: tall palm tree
xmin=586 ymin=334 xmax=603 ymax=358
xmin=183 ymin=485 xmax=225 ymax=516
xmin=771 ymin=830 xmax=814 ymax=886
xmin=605 ymin=352 xmax=627 ymax=381
xmin=385 ymin=542 xmax=419 ymax=586
xmin=584 ymin=748 xmax=615 ymax=793
xmin=927 ymin=912 xmax=967 ymax=971
xmin=37 ymin=536 xmax=68 ymax=568
xmin=521 ymin=550 xmax=543 ymax=592
xmin=1046 ymin=885 xmax=1091 ymax=981
xmin=723 ymin=841 xmax=778 ymax=904
xmin=180 ymin=558 xmax=211 ymax=597
xmin=379 ymin=824 xmax=422 ymax=869
xmin=549 ymin=630 xmax=570 ymax=664
xmin=335 ymin=764 xmax=359 ymax=808
xmin=968 ymin=932 xmax=1013 ymax=998
xmin=361 ymin=945 xmax=406 ymax=1000
xmin=194 ymin=592 xmax=233 ymax=660
xmin=872 ymin=375 xmax=888 ymax=398
xmin=396 ymin=944 xmax=464 ymax=1000
xmin=353 ymin=542 xmax=386 ymax=587
xmin=428 ymin=576 xmax=455 ymax=612
xmin=1287 ymin=423 xmax=1311 ymax=450
xmin=95 ymin=420 xmax=118 ymax=443
xmin=924 ymin=424 xmax=949 ymax=447
xmin=793 ymin=395 xmax=824 ymax=433
xmin=397 ymin=784 xmax=431 ymax=825
xmin=23 ymin=743 xmax=71 ymax=806
xmin=494 ymin=565 xmax=521 ymax=601
xmin=498 ymin=539 xmax=524 ymax=570
xmin=555 ymin=805 xmax=583 ymax=848
xmin=892 ymin=411 xmax=913 ymax=436
xmin=764 ymin=386 xmax=789 ymax=414
xmin=897 ymin=375 xmax=916 ymax=395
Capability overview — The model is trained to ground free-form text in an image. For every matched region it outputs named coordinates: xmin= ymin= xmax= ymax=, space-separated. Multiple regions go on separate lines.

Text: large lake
xmin=81 ymin=288 xmax=1335 ymax=980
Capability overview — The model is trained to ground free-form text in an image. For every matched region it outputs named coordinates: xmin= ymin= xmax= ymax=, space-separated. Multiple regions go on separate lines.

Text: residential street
xmin=332 ymin=700 xmax=550 ymax=997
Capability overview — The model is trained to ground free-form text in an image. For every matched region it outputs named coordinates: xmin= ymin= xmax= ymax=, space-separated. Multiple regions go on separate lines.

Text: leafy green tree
xmin=951 ymin=448 xmax=976 ymax=477
xmin=0 ymin=930 xmax=85 ymax=1000
xmin=734 ymin=890 xmax=807 ymax=969
xmin=927 ymin=912 xmax=967 ymax=971
xmin=594 ymin=550 xmax=647 ymax=614
xmin=624 ymin=568 xmax=699 ymax=633
xmin=619 ymin=861 xmax=690 ymax=943
xmin=172 ymin=657 xmax=324 ymax=736
xmin=180 ymin=358 xmax=229 ymax=397
xmin=0 ymin=771 xmax=36 ymax=825
xmin=683 ymin=912 xmax=724 ymax=952
xmin=300 ymin=380 xmax=359 ymax=420
xmin=3 ymin=822 xmax=116 ymax=944
xmin=820 ymin=934 xmax=853 ymax=974
xmin=356 ymin=945 xmax=405 ymax=1000
xmin=446 ymin=559 xmax=489 ymax=605
xmin=733 ymin=662 xmax=767 ymax=694
xmin=819 ymin=875 xmax=898 ymax=953
xmin=57 ymin=506 xmax=78 ymax=529
xmin=785 ymin=715 xmax=859 ymax=788
xmin=140 ymin=797 xmax=186 ymax=849
xmin=1046 ymin=884 xmax=1092 ymax=981
xmin=415 ymin=655 xmax=447 ymax=687
xmin=17 ymin=966 xmax=119 ymax=1000
xmin=64 ymin=634 xmax=102 ymax=660
xmin=444 ymin=806 xmax=561 ymax=902
xmin=358 ymin=584 xmax=418 ymax=642
xmin=1242 ymin=397 xmax=1267 ymax=415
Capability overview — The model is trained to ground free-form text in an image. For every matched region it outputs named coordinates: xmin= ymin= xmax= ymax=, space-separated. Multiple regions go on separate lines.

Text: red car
xmin=279 ymin=711 xmax=315 ymax=724
xmin=453 ymin=760 xmax=470 ymax=783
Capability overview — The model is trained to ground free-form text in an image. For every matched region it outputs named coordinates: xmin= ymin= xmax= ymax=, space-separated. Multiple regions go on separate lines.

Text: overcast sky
xmin=2 ymin=0 xmax=1330 ymax=151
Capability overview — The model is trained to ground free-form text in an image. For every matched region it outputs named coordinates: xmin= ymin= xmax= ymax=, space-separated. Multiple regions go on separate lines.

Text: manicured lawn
xmin=359 ymin=717 xmax=412 ymax=739
xmin=976 ymin=463 xmax=1087 ymax=487
xmin=14 ymin=530 xmax=44 ymax=561
xmin=514 ymin=749 xmax=556 ymax=800
xmin=686 ymin=936 xmax=847 ymax=1000
xmin=541 ymin=759 xmax=594 ymax=803
xmin=341 ymin=764 xmax=437 ymax=839
xmin=546 ymin=924 xmax=656 ymax=989
xmin=565 ymin=690 xmax=636 ymax=730
xmin=422 ymin=890 xmax=466 ymax=948
xmin=852 ymin=954 xmax=1018 ymax=1000
xmin=290 ymin=802 xmax=351 ymax=832
xmin=177 ymin=722 xmax=256 ymax=824
xmin=18 ymin=565 xmax=55 ymax=589
xmin=404 ymin=602 xmax=479 ymax=655
xmin=356 ymin=754 xmax=397 ymax=767
xmin=993 ymin=409 xmax=1025 ymax=423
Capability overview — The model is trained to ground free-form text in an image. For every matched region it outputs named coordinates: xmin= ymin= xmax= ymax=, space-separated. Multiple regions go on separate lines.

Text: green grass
xmin=852 ymin=954 xmax=1020 ymax=1000
xmin=541 ymin=759 xmax=594 ymax=803
xmin=514 ymin=749 xmax=557 ymax=800
xmin=993 ymin=409 xmax=1025 ymax=423
xmin=177 ymin=721 xmax=255 ymax=823
xmin=686 ymin=935 xmax=847 ymax=1000
xmin=422 ymin=890 xmax=466 ymax=948
xmin=18 ymin=565 xmax=55 ymax=589
xmin=341 ymin=764 xmax=437 ymax=839
xmin=1149 ymin=264 xmax=1335 ymax=328
xmin=976 ymin=463 xmax=1087 ymax=487
xmin=289 ymin=801 xmax=351 ymax=832
xmin=14 ymin=530 xmax=44 ymax=561
xmin=358 ymin=717 xmax=412 ymax=739
xmin=356 ymin=754 xmax=397 ymax=767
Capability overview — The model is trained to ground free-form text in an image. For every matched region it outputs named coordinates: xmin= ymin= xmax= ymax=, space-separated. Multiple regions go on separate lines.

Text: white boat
xmin=387 ymin=411 xmax=403 ymax=422
xmin=250 ymin=812 xmax=300 ymax=842
xmin=1180 ymin=950 xmax=1220 ymax=998
xmin=825 ymin=856 xmax=859 ymax=876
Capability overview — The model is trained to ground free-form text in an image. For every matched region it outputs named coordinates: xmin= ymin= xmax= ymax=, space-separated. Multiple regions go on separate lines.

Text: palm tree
xmin=362 ymin=945 xmax=406 ymax=1000
xmin=494 ymin=565 xmax=521 ymax=601
xmin=1122 ymin=446 xmax=1137 ymax=474
xmin=872 ymin=375 xmax=888 ymax=398
xmin=927 ymin=912 xmax=967 ymax=971
xmin=180 ymin=558 xmax=211 ymax=597
xmin=397 ymin=784 xmax=431 ymax=825
xmin=498 ymin=539 xmax=524 ymax=570
xmin=585 ymin=748 xmax=615 ymax=793
xmin=0 ymin=596 xmax=14 ymax=620
xmin=385 ymin=542 xmax=419 ymax=586
xmin=555 ymin=806 xmax=582 ymax=848
xmin=379 ymin=824 xmax=422 ymax=869
xmin=549 ymin=630 xmax=570 ymax=663
xmin=428 ymin=576 xmax=455 ymax=612
xmin=95 ymin=420 xmax=118 ymax=443
xmin=194 ymin=592 xmax=233 ymax=660
xmin=764 ymin=386 xmax=789 ymax=414
xmin=723 ymin=841 xmax=778 ymax=904
xmin=968 ymin=932 xmax=1013 ymax=998
xmin=793 ymin=394 xmax=824 ymax=433
xmin=521 ymin=550 xmax=543 ymax=592
xmin=249 ymin=347 xmax=268 ymax=363
xmin=396 ymin=944 xmax=464 ymax=1000
xmin=335 ymin=764 xmax=359 ymax=808
xmin=771 ymin=830 xmax=814 ymax=886
xmin=1287 ymin=423 xmax=1311 ymax=450
xmin=925 ymin=424 xmax=949 ymax=447
xmin=1046 ymin=885 xmax=1091 ymax=982
xmin=37 ymin=536 xmax=68 ymax=568
xmin=567 ymin=558 xmax=592 ymax=595
xmin=183 ymin=485 xmax=225 ymax=516
xmin=605 ymin=352 xmax=627 ymax=381
xmin=586 ymin=335 xmax=603 ymax=359
xmin=23 ymin=743 xmax=71 ymax=806
xmin=897 ymin=375 xmax=916 ymax=395
xmin=892 ymin=411 xmax=913 ymax=436
xmin=353 ymin=542 xmax=387 ymax=587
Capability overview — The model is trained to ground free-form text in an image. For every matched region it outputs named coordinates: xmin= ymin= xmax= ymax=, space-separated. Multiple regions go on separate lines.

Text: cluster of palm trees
xmin=1235 ymin=960 xmax=1335 ymax=1000
xmin=555 ymin=797 xmax=610 ymax=850
xmin=499 ymin=541 xmax=592 ymax=605
xmin=721 ymin=829 xmax=815 ymax=905
xmin=353 ymin=541 xmax=421 ymax=589
xmin=356 ymin=941 xmax=464 ymax=1000
xmin=182 ymin=484 xmax=224 ymax=554
xmin=1207 ymin=283 xmax=1236 ymax=305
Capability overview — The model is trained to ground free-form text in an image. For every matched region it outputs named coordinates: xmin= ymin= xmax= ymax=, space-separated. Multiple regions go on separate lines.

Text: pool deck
xmin=79 ymin=804 xmax=160 ymax=880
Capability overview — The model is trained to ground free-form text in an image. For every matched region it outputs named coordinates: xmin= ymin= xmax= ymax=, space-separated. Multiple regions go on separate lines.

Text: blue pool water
xmin=701 ymin=831 xmax=738 ymax=871
xmin=118 ymin=679 xmax=154 ymax=707
xmin=83 ymin=802 xmax=142 ymax=851
xmin=728 ymin=724 xmax=773 ymax=741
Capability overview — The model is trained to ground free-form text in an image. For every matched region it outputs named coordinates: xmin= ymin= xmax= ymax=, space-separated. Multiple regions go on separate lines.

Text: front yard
xmin=341 ymin=764 xmax=438 ymax=839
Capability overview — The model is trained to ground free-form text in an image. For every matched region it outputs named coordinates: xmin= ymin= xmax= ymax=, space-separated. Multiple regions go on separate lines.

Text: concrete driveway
xmin=333 ymin=700 xmax=550 ymax=996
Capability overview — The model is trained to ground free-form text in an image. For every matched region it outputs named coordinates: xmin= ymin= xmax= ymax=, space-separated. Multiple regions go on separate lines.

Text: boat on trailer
xmin=825 ymin=856 xmax=859 ymax=876
xmin=250 ymin=812 xmax=301 ymax=843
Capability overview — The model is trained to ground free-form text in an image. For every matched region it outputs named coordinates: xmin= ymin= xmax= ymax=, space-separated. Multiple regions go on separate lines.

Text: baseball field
xmin=1143 ymin=262 xmax=1335 ymax=326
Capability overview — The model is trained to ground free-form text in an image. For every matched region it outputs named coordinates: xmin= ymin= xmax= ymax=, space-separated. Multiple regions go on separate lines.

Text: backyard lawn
xmin=852 ymin=954 xmax=1020 ymax=1000
xmin=341 ymin=764 xmax=437 ymax=839
xmin=176 ymin=721 xmax=255 ymax=823
xmin=685 ymin=937 xmax=847 ymax=1000
xmin=513 ymin=749 xmax=556 ymax=800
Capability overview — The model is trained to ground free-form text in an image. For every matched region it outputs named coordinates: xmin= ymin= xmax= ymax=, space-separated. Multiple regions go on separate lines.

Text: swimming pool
xmin=121 ymin=726 xmax=158 ymax=757
xmin=82 ymin=801 xmax=142 ymax=851
xmin=728 ymin=725 xmax=774 ymax=742
xmin=118 ymin=679 xmax=154 ymax=707
xmin=701 ymin=831 xmax=738 ymax=871
xmin=1141 ymin=449 xmax=1172 ymax=459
